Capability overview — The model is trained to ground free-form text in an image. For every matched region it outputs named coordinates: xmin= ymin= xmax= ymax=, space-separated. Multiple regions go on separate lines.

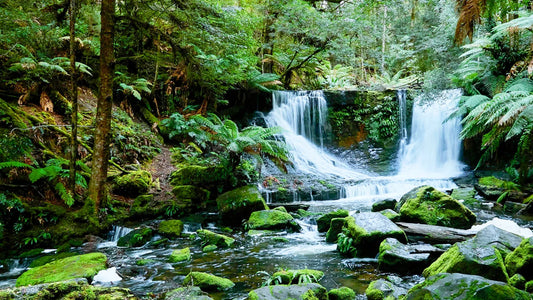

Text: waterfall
xmin=397 ymin=89 xmax=464 ymax=179
xmin=266 ymin=91 xmax=368 ymax=179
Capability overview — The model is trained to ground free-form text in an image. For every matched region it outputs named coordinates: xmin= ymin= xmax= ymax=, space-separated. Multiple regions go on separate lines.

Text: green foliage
xmin=0 ymin=192 xmax=26 ymax=236
xmin=0 ymin=134 xmax=33 ymax=162
xmin=337 ymin=228 xmax=355 ymax=257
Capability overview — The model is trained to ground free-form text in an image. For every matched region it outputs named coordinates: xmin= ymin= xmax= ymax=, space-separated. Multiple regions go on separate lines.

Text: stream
xmin=1 ymin=89 xmax=531 ymax=299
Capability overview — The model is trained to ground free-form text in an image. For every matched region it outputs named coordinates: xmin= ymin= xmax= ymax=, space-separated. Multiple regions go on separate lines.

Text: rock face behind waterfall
xmin=397 ymin=186 xmax=476 ymax=229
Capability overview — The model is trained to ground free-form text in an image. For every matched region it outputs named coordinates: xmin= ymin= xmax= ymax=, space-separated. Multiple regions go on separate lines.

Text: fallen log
xmin=396 ymin=222 xmax=477 ymax=244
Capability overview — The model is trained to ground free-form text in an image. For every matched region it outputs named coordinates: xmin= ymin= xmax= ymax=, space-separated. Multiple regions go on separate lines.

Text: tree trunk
xmin=88 ymin=0 xmax=115 ymax=212
xmin=68 ymin=0 xmax=78 ymax=193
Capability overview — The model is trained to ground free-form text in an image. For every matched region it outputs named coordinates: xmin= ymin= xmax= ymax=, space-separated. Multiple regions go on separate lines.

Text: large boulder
xmin=422 ymin=236 xmax=509 ymax=281
xmin=158 ymin=220 xmax=184 ymax=238
xmin=247 ymin=283 xmax=327 ymax=300
xmin=183 ymin=272 xmax=234 ymax=292
xmin=170 ymin=164 xmax=231 ymax=194
xmin=338 ymin=212 xmax=406 ymax=257
xmin=164 ymin=286 xmax=212 ymax=300
xmin=505 ymin=236 xmax=533 ymax=280
xmin=372 ymin=199 xmax=397 ymax=212
xmin=16 ymin=253 xmax=107 ymax=286
xmin=247 ymin=210 xmax=300 ymax=231
xmin=172 ymin=185 xmax=211 ymax=207
xmin=316 ymin=209 xmax=349 ymax=232
xmin=397 ymin=186 xmax=476 ymax=229
xmin=216 ymin=185 xmax=268 ymax=226
xmin=197 ymin=229 xmax=235 ymax=248
xmin=366 ymin=278 xmax=408 ymax=300
xmin=404 ymin=273 xmax=531 ymax=300
xmin=326 ymin=217 xmax=348 ymax=243
xmin=113 ymin=170 xmax=152 ymax=197
xmin=473 ymin=225 xmax=523 ymax=257
xmin=475 ymin=176 xmax=520 ymax=201
xmin=378 ymin=238 xmax=442 ymax=273
xmin=117 ymin=227 xmax=153 ymax=247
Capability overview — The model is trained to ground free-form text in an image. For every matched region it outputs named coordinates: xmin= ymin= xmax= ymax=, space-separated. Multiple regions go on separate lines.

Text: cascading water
xmin=266 ymin=89 xmax=465 ymax=204
xmin=266 ymin=91 xmax=368 ymax=179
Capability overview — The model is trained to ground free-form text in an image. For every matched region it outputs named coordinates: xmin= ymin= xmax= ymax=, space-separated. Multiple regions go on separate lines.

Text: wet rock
xmin=378 ymin=238 xmax=442 ymax=273
xmin=172 ymin=185 xmax=211 ymax=207
xmin=328 ymin=286 xmax=356 ymax=300
xmin=509 ymin=274 xmax=526 ymax=289
xmin=247 ymin=209 xmax=300 ymax=232
xmin=404 ymin=273 xmax=531 ymax=300
xmin=379 ymin=209 xmax=400 ymax=221
xmin=270 ymin=269 xmax=324 ymax=284
xmin=505 ymin=236 xmax=533 ymax=280
xmin=338 ymin=212 xmax=406 ymax=257
xmin=472 ymin=225 xmax=523 ymax=257
xmin=169 ymin=247 xmax=191 ymax=263
xmin=325 ymin=217 xmax=347 ymax=243
xmin=372 ymin=198 xmax=397 ymax=212
xmin=397 ymin=186 xmax=476 ymax=229
xmin=164 ymin=286 xmax=212 ymax=300
xmin=247 ymin=283 xmax=327 ymax=300
xmin=450 ymin=187 xmax=478 ymax=205
xmin=113 ymin=170 xmax=152 ymax=197
xmin=16 ymin=253 xmax=107 ymax=286
xmin=170 ymin=164 xmax=231 ymax=195
xmin=197 ymin=229 xmax=235 ymax=248
xmin=203 ymin=244 xmax=217 ymax=252
xmin=504 ymin=201 xmax=527 ymax=215
xmin=316 ymin=209 xmax=349 ymax=232
xmin=365 ymin=278 xmax=408 ymax=300
xmin=422 ymin=234 xmax=509 ymax=281
xmin=117 ymin=227 xmax=153 ymax=247
xmin=1 ymin=279 xmax=137 ymax=299
xmin=183 ymin=272 xmax=234 ymax=292
xmin=216 ymin=185 xmax=268 ymax=226
xmin=158 ymin=219 xmax=184 ymax=238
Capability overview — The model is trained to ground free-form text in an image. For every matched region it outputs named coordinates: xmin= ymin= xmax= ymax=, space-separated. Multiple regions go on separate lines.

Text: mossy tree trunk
xmin=88 ymin=0 xmax=115 ymax=213
xmin=68 ymin=0 xmax=78 ymax=192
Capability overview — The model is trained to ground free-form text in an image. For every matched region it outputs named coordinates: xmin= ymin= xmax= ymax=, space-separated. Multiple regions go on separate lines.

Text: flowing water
xmin=0 ymin=89 xmax=493 ymax=299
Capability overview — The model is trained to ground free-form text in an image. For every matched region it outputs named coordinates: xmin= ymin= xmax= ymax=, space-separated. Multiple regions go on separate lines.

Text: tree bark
xmin=88 ymin=0 xmax=115 ymax=212
xmin=68 ymin=0 xmax=78 ymax=192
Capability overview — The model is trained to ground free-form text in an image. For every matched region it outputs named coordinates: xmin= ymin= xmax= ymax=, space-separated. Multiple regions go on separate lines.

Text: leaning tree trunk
xmin=88 ymin=0 xmax=115 ymax=213
xmin=68 ymin=0 xmax=78 ymax=192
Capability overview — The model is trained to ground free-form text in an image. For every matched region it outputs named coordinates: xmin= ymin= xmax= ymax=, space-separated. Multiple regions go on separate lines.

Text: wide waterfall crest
xmin=266 ymin=91 xmax=368 ymax=179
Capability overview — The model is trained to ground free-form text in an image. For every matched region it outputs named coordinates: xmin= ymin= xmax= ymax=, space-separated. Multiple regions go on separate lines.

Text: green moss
xmin=505 ymin=237 xmax=533 ymax=278
xmin=169 ymin=247 xmax=191 ymax=263
xmin=328 ymin=286 xmax=356 ymax=300
xmin=18 ymin=248 xmax=44 ymax=258
xmin=273 ymin=206 xmax=288 ymax=213
xmin=509 ymin=274 xmax=526 ymax=289
xmin=113 ymin=170 xmax=152 ymax=197
xmin=479 ymin=176 xmax=511 ymax=188
xmin=399 ymin=186 xmax=476 ymax=229
xmin=29 ymin=252 xmax=76 ymax=268
xmin=170 ymin=164 xmax=231 ymax=194
xmin=117 ymin=227 xmax=153 ymax=247
xmin=203 ymin=244 xmax=218 ymax=252
xmin=271 ymin=237 xmax=289 ymax=243
xmin=197 ymin=229 xmax=234 ymax=248
xmin=172 ymin=185 xmax=210 ymax=202
xmin=525 ymin=280 xmax=533 ymax=293
xmin=158 ymin=220 xmax=184 ymax=238
xmin=271 ymin=269 xmax=324 ymax=284
xmin=524 ymin=195 xmax=533 ymax=204
xmin=16 ymin=253 xmax=107 ymax=286
xmin=316 ymin=209 xmax=349 ymax=232
xmin=135 ymin=259 xmax=155 ymax=266
xmin=183 ymin=272 xmax=234 ymax=291
xmin=247 ymin=209 xmax=296 ymax=231
xmin=0 ymin=290 xmax=15 ymax=299
xmin=216 ymin=185 xmax=268 ymax=225
xmin=366 ymin=280 xmax=385 ymax=300
xmin=326 ymin=217 xmax=347 ymax=243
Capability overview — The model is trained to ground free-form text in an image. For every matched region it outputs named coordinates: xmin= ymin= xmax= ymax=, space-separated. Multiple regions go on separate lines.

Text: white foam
xmin=92 ymin=267 xmax=122 ymax=284
xmin=472 ymin=218 xmax=533 ymax=238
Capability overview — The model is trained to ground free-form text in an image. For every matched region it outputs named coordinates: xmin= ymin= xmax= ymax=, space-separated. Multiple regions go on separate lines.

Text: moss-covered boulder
xmin=216 ymin=185 xmax=268 ymax=226
xmin=316 ymin=209 xmax=349 ymax=232
xmin=197 ymin=229 xmax=235 ymax=248
xmin=422 ymin=239 xmax=508 ymax=281
xmin=117 ymin=227 xmax=153 ymax=247
xmin=203 ymin=244 xmax=218 ymax=252
xmin=247 ymin=283 xmax=327 ymax=300
xmin=169 ymin=247 xmax=191 ymax=263
xmin=451 ymin=187 xmax=479 ymax=207
xmin=379 ymin=209 xmax=400 ymax=221
xmin=158 ymin=220 xmax=184 ymax=238
xmin=475 ymin=176 xmax=517 ymax=201
xmin=505 ymin=236 xmax=533 ymax=280
xmin=16 ymin=253 xmax=107 ymax=286
xmin=183 ymin=272 xmax=234 ymax=292
xmin=270 ymin=269 xmax=324 ymax=284
xmin=372 ymin=199 xmax=397 ymax=212
xmin=328 ymin=286 xmax=356 ymax=300
xmin=113 ymin=170 xmax=152 ymax=197
xmin=170 ymin=164 xmax=231 ymax=195
xmin=397 ymin=186 xmax=476 ymax=229
xmin=164 ymin=286 xmax=213 ymax=300
xmin=3 ymin=279 xmax=138 ymax=299
xmin=378 ymin=238 xmax=440 ymax=273
xmin=325 ymin=217 xmax=348 ymax=243
xmin=247 ymin=209 xmax=300 ymax=232
xmin=338 ymin=212 xmax=406 ymax=257
xmin=29 ymin=252 xmax=76 ymax=268
xmin=366 ymin=278 xmax=408 ymax=300
xmin=405 ymin=273 xmax=531 ymax=300
xmin=172 ymin=185 xmax=211 ymax=207
xmin=130 ymin=194 xmax=160 ymax=218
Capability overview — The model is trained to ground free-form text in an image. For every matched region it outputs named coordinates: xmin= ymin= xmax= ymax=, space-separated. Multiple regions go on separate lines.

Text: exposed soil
xmin=148 ymin=144 xmax=175 ymax=203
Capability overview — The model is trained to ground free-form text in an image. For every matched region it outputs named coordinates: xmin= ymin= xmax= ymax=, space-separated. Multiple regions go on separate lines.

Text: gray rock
xmin=247 ymin=283 xmax=327 ymax=300
xmin=366 ymin=278 xmax=408 ymax=300
xmin=472 ymin=225 xmax=523 ymax=256
xmin=164 ymin=286 xmax=212 ymax=300
xmin=372 ymin=198 xmax=397 ymax=212
xmin=378 ymin=238 xmax=442 ymax=273
xmin=405 ymin=273 xmax=531 ymax=300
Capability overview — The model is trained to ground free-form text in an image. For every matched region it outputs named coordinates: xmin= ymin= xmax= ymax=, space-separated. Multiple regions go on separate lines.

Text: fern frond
xmin=54 ymin=182 xmax=74 ymax=207
xmin=0 ymin=161 xmax=33 ymax=170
